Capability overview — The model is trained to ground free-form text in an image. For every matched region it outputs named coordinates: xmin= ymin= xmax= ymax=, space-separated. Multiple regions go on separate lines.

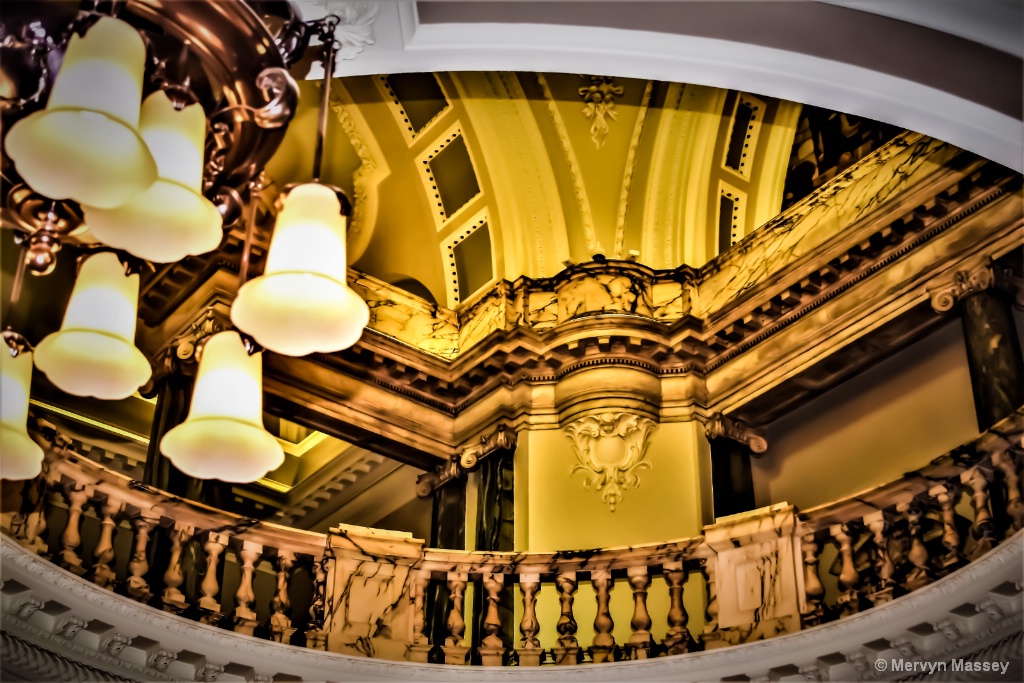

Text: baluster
xmin=800 ymin=532 xmax=825 ymax=624
xmin=59 ymin=487 xmax=90 ymax=575
xmin=516 ymin=573 xmax=542 ymax=667
xmin=991 ymin=451 xmax=1023 ymax=534
xmin=479 ymin=572 xmax=506 ymax=666
xmin=198 ymin=532 xmax=227 ymax=626
xmin=407 ymin=569 xmax=432 ymax=662
xmin=862 ymin=513 xmax=895 ymax=606
xmin=20 ymin=508 xmax=49 ymax=556
xmin=162 ymin=523 xmax=193 ymax=613
xmin=929 ymin=483 xmax=963 ymax=569
xmin=829 ymin=524 xmax=862 ymax=617
xmin=91 ymin=496 xmax=122 ymax=589
xmin=305 ymin=553 xmax=330 ymax=650
xmin=701 ymin=557 xmax=723 ymax=649
xmin=897 ymin=501 xmax=932 ymax=591
xmin=270 ymin=550 xmax=297 ymax=645
xmin=625 ymin=566 xmax=653 ymax=659
xmin=662 ymin=561 xmax=692 ymax=655
xmin=961 ymin=466 xmax=996 ymax=559
xmin=590 ymin=570 xmax=615 ymax=663
xmin=441 ymin=572 xmax=469 ymax=665
xmin=125 ymin=515 xmax=153 ymax=601
xmin=233 ymin=541 xmax=262 ymax=636
xmin=553 ymin=572 xmax=579 ymax=665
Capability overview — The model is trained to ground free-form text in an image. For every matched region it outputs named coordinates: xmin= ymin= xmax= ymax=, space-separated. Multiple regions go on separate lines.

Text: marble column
xmin=708 ymin=438 xmax=755 ymax=518
xmin=473 ymin=449 xmax=514 ymax=656
xmin=143 ymin=367 xmax=202 ymax=499
xmin=426 ymin=476 xmax=466 ymax=655
xmin=705 ymin=415 xmax=766 ymax=518
xmin=931 ymin=264 xmax=1024 ymax=430
xmin=960 ymin=290 xmax=1024 ymax=430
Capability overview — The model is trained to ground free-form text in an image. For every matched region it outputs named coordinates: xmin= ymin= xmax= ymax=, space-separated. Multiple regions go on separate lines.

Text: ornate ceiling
xmin=263 ymin=71 xmax=894 ymax=308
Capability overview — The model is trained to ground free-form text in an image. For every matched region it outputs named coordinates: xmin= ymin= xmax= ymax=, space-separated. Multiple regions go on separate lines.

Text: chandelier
xmin=1 ymin=1 xmax=369 ymax=482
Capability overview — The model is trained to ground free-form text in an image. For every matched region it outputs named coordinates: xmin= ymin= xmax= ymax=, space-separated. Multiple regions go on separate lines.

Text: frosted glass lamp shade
xmin=160 ymin=331 xmax=284 ymax=482
xmin=34 ymin=252 xmax=151 ymax=400
xmin=3 ymin=18 xmax=156 ymax=208
xmin=231 ymin=184 xmax=370 ymax=356
xmin=1 ymin=351 xmax=44 ymax=480
xmin=84 ymin=91 xmax=223 ymax=262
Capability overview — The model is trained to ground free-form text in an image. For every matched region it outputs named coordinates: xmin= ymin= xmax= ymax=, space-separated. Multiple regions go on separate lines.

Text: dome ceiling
xmin=264 ymin=71 xmax=898 ymax=308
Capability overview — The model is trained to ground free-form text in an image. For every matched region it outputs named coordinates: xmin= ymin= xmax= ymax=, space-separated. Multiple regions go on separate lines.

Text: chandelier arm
xmin=237 ymin=180 xmax=265 ymax=289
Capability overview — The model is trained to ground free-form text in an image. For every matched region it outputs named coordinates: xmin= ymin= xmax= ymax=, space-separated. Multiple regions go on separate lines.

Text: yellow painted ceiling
xmin=262 ymin=72 xmax=810 ymax=308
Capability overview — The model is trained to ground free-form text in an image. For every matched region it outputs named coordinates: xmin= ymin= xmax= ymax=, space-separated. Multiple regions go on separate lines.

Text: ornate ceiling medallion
xmin=578 ymin=75 xmax=624 ymax=149
xmin=565 ymin=412 xmax=657 ymax=511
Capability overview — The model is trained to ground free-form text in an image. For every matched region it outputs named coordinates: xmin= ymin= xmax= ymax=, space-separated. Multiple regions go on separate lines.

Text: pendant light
xmin=159 ymin=331 xmax=284 ymax=482
xmin=33 ymin=252 xmax=151 ymax=400
xmin=4 ymin=17 xmax=157 ymax=209
xmin=83 ymin=90 xmax=223 ymax=263
xmin=1 ymin=348 xmax=44 ymax=481
xmin=230 ymin=24 xmax=369 ymax=357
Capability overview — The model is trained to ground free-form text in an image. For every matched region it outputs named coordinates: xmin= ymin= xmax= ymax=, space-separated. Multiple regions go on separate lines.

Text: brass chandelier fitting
xmin=0 ymin=0 xmax=369 ymax=483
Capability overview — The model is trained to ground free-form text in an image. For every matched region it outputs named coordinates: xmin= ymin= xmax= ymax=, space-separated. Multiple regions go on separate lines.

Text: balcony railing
xmin=2 ymin=407 xmax=1022 ymax=670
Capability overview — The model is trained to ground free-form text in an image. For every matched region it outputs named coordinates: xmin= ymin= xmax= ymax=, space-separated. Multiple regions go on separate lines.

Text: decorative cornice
xmin=565 ymin=412 xmax=657 ymax=511
xmin=704 ymin=413 xmax=768 ymax=455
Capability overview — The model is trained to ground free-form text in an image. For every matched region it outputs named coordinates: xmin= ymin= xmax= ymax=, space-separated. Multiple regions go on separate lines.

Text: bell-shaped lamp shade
xmin=83 ymin=91 xmax=223 ymax=262
xmin=230 ymin=184 xmax=370 ymax=356
xmin=1 ymin=351 xmax=44 ymax=480
xmin=160 ymin=331 xmax=284 ymax=482
xmin=34 ymin=252 xmax=151 ymax=400
xmin=3 ymin=17 xmax=156 ymax=209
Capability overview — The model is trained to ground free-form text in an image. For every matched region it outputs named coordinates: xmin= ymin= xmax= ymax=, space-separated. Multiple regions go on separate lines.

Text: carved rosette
xmin=929 ymin=262 xmax=995 ymax=313
xmin=565 ymin=413 xmax=657 ymax=511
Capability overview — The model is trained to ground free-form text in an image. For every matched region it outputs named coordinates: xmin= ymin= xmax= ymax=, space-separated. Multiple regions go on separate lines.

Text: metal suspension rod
xmin=311 ymin=17 xmax=339 ymax=183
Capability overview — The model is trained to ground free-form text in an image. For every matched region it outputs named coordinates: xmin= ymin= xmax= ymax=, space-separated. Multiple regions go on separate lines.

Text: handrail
xmin=2 ymin=406 xmax=1021 ymax=666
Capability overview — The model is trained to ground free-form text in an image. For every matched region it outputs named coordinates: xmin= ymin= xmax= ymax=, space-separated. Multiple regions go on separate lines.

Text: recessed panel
xmin=429 ymin=135 xmax=480 ymax=219
xmin=453 ymin=223 xmax=493 ymax=301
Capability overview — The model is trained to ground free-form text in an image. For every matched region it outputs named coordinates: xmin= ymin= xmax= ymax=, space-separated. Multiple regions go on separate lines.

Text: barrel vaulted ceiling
xmin=265 ymin=72 xmax=863 ymax=308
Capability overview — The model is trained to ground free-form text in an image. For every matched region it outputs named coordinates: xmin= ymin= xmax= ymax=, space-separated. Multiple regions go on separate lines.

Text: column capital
xmin=458 ymin=422 xmax=518 ymax=470
xmin=929 ymin=261 xmax=995 ymax=313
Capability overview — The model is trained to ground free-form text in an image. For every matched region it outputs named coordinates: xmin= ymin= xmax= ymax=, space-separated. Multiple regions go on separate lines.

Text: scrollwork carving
xmin=459 ymin=423 xmax=517 ymax=470
xmin=565 ymin=412 xmax=657 ymax=511
xmin=579 ymin=76 xmax=624 ymax=148
xmin=705 ymin=413 xmax=768 ymax=454
xmin=929 ymin=262 xmax=995 ymax=312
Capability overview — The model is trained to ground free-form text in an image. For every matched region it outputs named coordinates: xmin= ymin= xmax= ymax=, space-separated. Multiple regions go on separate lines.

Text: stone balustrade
xmin=1 ymin=407 xmax=1022 ymax=673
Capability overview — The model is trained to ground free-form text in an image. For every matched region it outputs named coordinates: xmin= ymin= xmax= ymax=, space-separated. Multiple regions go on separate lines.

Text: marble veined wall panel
xmin=351 ymin=273 xmax=460 ymax=359
xmin=350 ymin=134 xmax=962 ymax=359
xmin=693 ymin=134 xmax=958 ymax=319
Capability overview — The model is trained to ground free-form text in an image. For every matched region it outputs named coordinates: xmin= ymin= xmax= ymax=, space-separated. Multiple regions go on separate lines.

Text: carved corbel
xmin=415 ymin=454 xmax=465 ymax=498
xmin=929 ymin=261 xmax=995 ymax=313
xmin=459 ymin=423 xmax=518 ymax=470
xmin=704 ymin=413 xmax=768 ymax=455
xmin=565 ymin=412 xmax=657 ymax=511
